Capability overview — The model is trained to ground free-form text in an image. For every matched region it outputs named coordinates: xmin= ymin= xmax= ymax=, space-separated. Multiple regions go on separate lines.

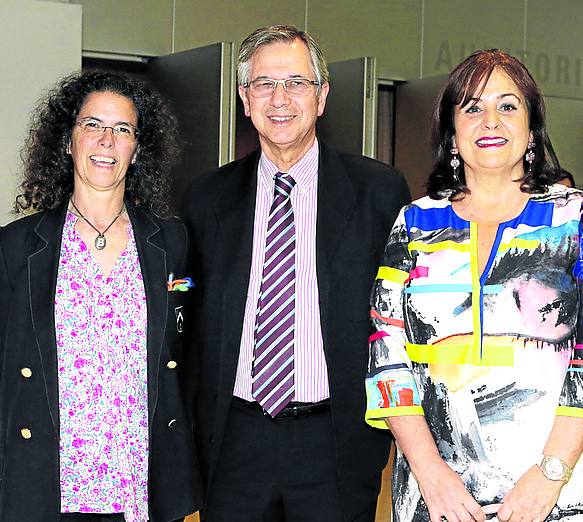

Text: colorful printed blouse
xmin=55 ymin=212 xmax=149 ymax=522
xmin=366 ymin=186 xmax=583 ymax=521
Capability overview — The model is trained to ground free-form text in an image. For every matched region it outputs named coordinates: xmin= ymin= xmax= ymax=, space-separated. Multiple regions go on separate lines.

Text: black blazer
xmin=0 ymin=202 xmax=202 ymax=521
xmin=182 ymin=142 xmax=411 ymax=520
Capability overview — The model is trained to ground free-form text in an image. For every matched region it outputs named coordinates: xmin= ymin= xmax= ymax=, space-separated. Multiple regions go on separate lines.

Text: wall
xmin=526 ymin=0 xmax=583 ymax=178
xmin=76 ymin=0 xmax=173 ymax=56
xmin=1 ymin=0 xmax=81 ymax=225
xmin=75 ymin=0 xmax=421 ymax=79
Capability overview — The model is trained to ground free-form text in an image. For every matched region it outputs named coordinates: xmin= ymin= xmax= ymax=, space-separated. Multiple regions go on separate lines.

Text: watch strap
xmin=537 ymin=453 xmax=573 ymax=484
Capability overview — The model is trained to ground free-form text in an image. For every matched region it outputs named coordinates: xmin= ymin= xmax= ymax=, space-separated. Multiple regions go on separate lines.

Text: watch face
xmin=544 ymin=457 xmax=566 ymax=479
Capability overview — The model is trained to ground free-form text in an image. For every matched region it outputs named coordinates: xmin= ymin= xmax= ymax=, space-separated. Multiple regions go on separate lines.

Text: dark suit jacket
xmin=0 ymin=202 xmax=202 ymax=521
xmin=182 ymin=142 xmax=410 ymax=521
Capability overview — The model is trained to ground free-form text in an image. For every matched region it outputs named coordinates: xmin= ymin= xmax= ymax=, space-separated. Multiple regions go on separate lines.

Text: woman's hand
xmin=387 ymin=415 xmax=486 ymax=522
xmin=414 ymin=455 xmax=486 ymax=522
xmin=498 ymin=416 xmax=583 ymax=521
xmin=497 ymin=465 xmax=562 ymax=522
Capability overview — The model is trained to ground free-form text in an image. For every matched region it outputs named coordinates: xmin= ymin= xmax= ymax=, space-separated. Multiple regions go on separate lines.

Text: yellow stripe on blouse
xmin=376 ymin=266 xmax=408 ymax=284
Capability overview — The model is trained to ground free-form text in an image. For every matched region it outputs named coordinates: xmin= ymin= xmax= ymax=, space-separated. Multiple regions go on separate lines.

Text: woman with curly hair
xmin=366 ymin=50 xmax=583 ymax=521
xmin=0 ymin=71 xmax=202 ymax=521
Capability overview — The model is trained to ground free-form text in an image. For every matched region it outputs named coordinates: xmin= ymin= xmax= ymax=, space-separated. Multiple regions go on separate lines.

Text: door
xmin=148 ymin=43 xmax=235 ymax=211
xmin=394 ymin=75 xmax=447 ymax=198
xmin=318 ymin=57 xmax=378 ymax=158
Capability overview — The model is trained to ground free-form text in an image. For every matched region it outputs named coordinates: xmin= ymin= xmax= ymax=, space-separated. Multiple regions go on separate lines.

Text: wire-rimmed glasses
xmin=244 ymin=78 xmax=321 ymax=98
xmin=74 ymin=118 xmax=139 ymax=141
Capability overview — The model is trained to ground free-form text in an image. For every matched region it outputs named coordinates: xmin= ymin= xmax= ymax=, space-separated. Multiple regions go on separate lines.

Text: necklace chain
xmin=70 ymin=199 xmax=125 ymax=250
xmin=68 ymin=210 xmax=123 ymax=222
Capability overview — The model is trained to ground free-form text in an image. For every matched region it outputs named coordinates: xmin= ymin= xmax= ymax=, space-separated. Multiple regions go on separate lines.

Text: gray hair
xmin=237 ymin=25 xmax=330 ymax=89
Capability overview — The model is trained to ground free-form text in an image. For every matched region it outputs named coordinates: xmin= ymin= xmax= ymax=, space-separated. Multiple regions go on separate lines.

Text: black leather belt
xmin=233 ymin=397 xmax=330 ymax=419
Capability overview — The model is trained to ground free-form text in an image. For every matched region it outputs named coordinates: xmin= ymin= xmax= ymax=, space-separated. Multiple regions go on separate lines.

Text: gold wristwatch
xmin=536 ymin=454 xmax=573 ymax=484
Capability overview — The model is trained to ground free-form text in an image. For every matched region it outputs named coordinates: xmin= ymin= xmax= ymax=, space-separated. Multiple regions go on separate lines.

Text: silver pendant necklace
xmin=70 ymin=199 xmax=125 ymax=250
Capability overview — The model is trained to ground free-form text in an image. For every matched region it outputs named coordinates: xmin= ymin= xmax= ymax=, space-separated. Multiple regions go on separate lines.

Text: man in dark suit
xmin=182 ymin=25 xmax=410 ymax=521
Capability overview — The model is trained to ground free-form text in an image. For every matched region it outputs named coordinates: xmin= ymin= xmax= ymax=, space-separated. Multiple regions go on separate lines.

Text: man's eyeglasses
xmin=244 ymin=78 xmax=321 ymax=98
xmin=74 ymin=118 xmax=139 ymax=141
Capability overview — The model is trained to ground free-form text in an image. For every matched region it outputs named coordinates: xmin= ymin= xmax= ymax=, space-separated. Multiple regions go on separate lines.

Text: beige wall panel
xmin=1 ymin=0 xmax=81 ymax=225
xmin=174 ymin=0 xmax=306 ymax=54
xmin=422 ymin=0 xmax=525 ymax=78
xmin=526 ymin=0 xmax=583 ymax=98
xmin=526 ymin=2 xmax=583 ymax=186
xmin=307 ymin=0 xmax=421 ymax=80
xmin=545 ymin=97 xmax=583 ymax=186
xmin=73 ymin=0 xmax=173 ymax=56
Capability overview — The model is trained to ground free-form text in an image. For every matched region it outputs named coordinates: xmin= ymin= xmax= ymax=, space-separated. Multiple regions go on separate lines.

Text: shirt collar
xmin=258 ymin=138 xmax=319 ymax=196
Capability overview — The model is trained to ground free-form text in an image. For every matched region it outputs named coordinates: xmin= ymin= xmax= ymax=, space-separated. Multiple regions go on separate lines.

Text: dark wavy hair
xmin=17 ymin=70 xmax=179 ymax=215
xmin=427 ymin=49 xmax=561 ymax=200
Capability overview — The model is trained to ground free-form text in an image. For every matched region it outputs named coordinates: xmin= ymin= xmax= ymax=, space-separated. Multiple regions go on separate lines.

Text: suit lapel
xmin=316 ymin=143 xmax=356 ymax=344
xmin=128 ymin=206 xmax=166 ymax=423
xmin=29 ymin=204 xmax=68 ymax=435
xmin=213 ymin=152 xmax=259 ymax=399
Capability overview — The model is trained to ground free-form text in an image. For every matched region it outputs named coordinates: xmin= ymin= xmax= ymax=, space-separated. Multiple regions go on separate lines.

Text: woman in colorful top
xmin=366 ymin=50 xmax=583 ymax=522
xmin=0 ymin=71 xmax=201 ymax=521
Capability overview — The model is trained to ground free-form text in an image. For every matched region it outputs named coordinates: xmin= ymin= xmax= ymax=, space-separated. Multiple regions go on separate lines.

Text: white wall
xmin=0 ymin=0 xmax=81 ymax=224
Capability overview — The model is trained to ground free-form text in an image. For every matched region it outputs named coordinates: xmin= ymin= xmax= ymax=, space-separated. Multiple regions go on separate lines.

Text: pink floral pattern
xmin=55 ymin=211 xmax=148 ymax=522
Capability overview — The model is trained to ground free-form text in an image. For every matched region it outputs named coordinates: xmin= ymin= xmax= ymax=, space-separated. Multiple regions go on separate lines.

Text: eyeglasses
xmin=244 ymin=78 xmax=321 ymax=98
xmin=74 ymin=118 xmax=139 ymax=141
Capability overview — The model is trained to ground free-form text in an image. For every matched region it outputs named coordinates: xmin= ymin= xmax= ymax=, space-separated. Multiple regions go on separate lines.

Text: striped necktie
xmin=252 ymin=173 xmax=296 ymax=417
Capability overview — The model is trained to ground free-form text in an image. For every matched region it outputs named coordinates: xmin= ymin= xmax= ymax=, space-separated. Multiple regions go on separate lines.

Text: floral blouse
xmin=366 ymin=186 xmax=583 ymax=521
xmin=55 ymin=211 xmax=149 ymax=522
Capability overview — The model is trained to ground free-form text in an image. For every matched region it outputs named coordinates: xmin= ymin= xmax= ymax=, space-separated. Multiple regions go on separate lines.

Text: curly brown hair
xmin=18 ymin=70 xmax=179 ymax=215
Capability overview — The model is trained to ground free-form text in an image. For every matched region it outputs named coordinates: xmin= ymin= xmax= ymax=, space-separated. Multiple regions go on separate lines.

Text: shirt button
xmin=21 ymin=368 xmax=33 ymax=378
xmin=20 ymin=428 xmax=32 ymax=439
xmin=166 ymin=360 xmax=178 ymax=369
xmin=168 ymin=419 xmax=177 ymax=428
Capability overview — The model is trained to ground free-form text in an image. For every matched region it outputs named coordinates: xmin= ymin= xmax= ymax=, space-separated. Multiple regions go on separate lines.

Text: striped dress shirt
xmin=233 ymin=139 xmax=330 ymax=402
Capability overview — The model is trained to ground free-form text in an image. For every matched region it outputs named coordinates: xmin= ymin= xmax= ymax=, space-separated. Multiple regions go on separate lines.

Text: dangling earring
xmin=525 ymin=140 xmax=535 ymax=174
xmin=450 ymin=146 xmax=461 ymax=184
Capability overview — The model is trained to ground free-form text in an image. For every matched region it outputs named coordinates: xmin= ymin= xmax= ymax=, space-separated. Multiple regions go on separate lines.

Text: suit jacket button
xmin=167 ymin=360 xmax=178 ymax=369
xmin=21 ymin=428 xmax=32 ymax=439
xmin=21 ymin=368 xmax=33 ymax=378
xmin=168 ymin=419 xmax=177 ymax=428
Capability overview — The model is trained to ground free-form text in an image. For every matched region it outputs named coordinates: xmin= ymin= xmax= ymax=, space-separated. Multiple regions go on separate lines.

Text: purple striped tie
xmin=252 ymin=173 xmax=296 ymax=417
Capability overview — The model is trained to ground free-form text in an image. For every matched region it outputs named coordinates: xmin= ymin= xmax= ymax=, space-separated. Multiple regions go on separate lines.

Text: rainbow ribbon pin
xmin=167 ymin=273 xmax=194 ymax=292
